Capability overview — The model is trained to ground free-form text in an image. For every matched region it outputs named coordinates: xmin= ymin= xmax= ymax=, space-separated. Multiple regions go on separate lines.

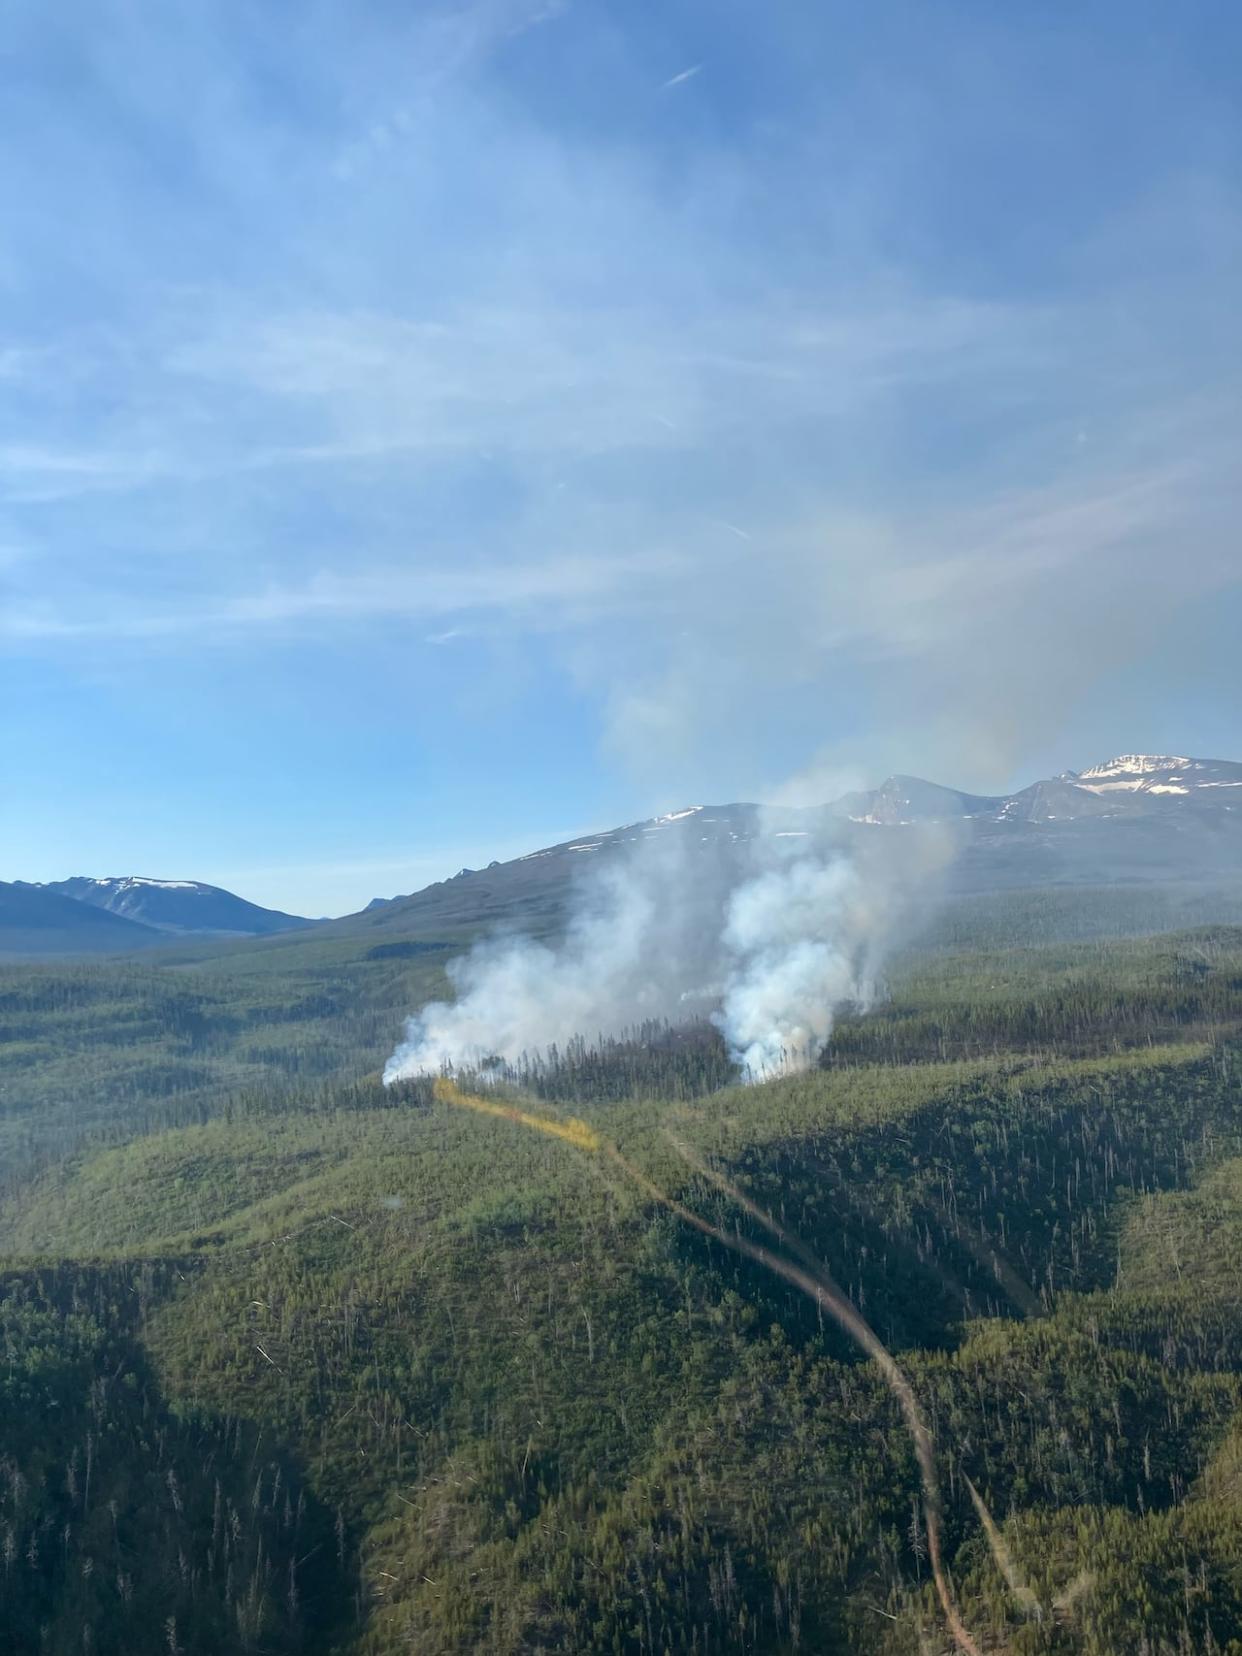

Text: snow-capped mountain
xmin=829 ymin=755 xmax=1242 ymax=828
xmin=1061 ymin=754 xmax=1242 ymax=798
xmin=29 ymin=875 xmax=313 ymax=937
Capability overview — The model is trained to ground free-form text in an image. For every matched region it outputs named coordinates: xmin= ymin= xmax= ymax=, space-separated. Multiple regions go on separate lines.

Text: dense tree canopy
xmin=3 ymin=914 xmax=1242 ymax=1651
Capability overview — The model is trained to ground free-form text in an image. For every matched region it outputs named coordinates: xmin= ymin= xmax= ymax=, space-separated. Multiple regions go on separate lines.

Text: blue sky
xmin=2 ymin=0 xmax=1240 ymax=914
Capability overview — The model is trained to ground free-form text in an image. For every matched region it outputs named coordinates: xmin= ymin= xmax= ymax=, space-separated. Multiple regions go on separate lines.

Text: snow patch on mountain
xmin=1077 ymin=754 xmax=1196 ymax=779
xmin=86 ymin=876 xmax=202 ymax=892
xmin=1059 ymin=755 xmax=1242 ymax=802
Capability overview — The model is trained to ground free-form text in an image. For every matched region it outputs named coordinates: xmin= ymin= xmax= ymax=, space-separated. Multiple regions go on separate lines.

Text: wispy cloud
xmin=1 ymin=548 xmax=685 ymax=641
xmin=661 ymin=64 xmax=703 ymax=90
xmin=0 ymin=287 xmax=1039 ymax=509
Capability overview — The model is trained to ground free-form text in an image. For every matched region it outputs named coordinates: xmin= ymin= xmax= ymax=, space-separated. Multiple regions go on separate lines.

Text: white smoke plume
xmin=382 ymin=815 xmax=948 ymax=1085
xmin=715 ymin=855 xmax=888 ymax=1077
xmin=383 ymin=858 xmax=667 ymax=1081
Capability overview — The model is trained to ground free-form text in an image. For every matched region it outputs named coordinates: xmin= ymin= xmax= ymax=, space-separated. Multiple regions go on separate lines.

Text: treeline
xmin=484 ymin=1020 xmax=737 ymax=1104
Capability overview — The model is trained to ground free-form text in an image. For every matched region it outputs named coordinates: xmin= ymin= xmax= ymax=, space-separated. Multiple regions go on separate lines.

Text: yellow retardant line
xmin=433 ymin=1076 xmax=601 ymax=1153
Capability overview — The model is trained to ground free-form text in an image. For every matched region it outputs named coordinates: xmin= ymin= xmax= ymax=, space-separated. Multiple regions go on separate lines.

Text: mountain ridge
xmin=341 ymin=754 xmax=1242 ymax=951
xmin=22 ymin=875 xmax=314 ymax=938
xmin=839 ymin=753 xmax=1242 ymax=827
xmin=5 ymin=753 xmax=1240 ymax=961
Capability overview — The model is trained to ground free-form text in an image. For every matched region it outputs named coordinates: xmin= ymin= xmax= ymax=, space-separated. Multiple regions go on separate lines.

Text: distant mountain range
xmin=3 ymin=755 xmax=1240 ymax=960
xmin=833 ymin=754 xmax=1242 ymax=827
xmin=1 ymin=876 xmax=313 ymax=958
xmin=346 ymin=754 xmax=1242 ymax=946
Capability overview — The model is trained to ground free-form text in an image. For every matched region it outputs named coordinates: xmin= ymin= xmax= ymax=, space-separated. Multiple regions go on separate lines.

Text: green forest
xmin=3 ymin=900 xmax=1242 ymax=1652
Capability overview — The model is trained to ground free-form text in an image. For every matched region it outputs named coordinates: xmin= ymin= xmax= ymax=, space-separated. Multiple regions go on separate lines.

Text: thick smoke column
xmin=382 ymin=817 xmax=939 ymax=1085
xmin=383 ymin=857 xmax=665 ymax=1080
xmin=714 ymin=855 xmax=885 ymax=1076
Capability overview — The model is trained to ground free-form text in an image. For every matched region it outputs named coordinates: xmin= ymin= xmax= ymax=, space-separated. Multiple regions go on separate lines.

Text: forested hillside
xmin=2 ymin=912 xmax=1242 ymax=1651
